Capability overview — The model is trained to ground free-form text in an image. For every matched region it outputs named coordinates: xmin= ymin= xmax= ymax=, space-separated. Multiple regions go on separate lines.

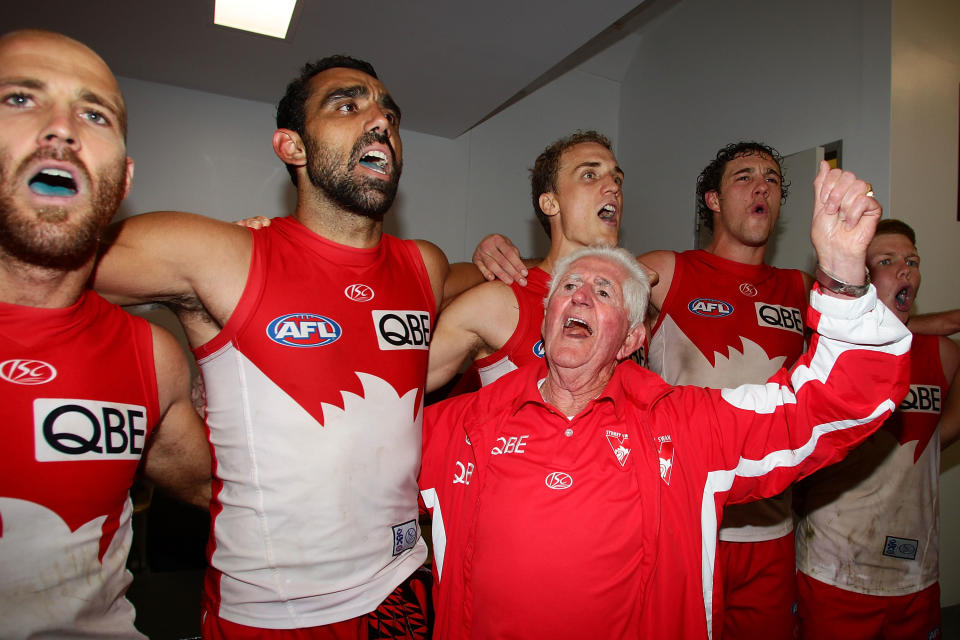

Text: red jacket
xmin=420 ymin=286 xmax=911 ymax=639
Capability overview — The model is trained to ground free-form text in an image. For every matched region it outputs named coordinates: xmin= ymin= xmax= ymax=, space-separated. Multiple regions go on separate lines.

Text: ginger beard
xmin=303 ymin=129 xmax=402 ymax=219
xmin=0 ymin=147 xmax=127 ymax=270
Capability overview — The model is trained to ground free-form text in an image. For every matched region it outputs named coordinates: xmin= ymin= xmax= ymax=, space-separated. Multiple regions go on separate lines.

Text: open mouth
xmin=895 ymin=286 xmax=912 ymax=310
xmin=29 ymin=168 xmax=78 ymax=197
xmin=358 ymin=150 xmax=389 ymax=175
xmin=751 ymin=203 xmax=768 ymax=215
xmin=563 ymin=316 xmax=593 ymax=336
xmin=598 ymin=203 xmax=617 ymax=221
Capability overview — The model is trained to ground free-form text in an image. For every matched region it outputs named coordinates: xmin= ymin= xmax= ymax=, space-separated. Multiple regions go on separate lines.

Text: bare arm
xmin=95 ymin=211 xmax=253 ymax=344
xmin=908 ymin=309 xmax=960 ymax=336
xmin=140 ymin=324 xmax=211 ymax=509
xmin=635 ymin=250 xmax=676 ymax=323
xmin=939 ymin=337 xmax=960 ymax=449
xmin=427 ymin=282 xmax=520 ymax=392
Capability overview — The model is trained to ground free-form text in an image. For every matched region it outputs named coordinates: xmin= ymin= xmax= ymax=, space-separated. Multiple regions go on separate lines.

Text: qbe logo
xmin=688 ymin=298 xmax=733 ymax=317
xmin=372 ymin=310 xmax=431 ymax=351
xmin=899 ymin=384 xmax=941 ymax=413
xmin=266 ymin=313 xmax=341 ymax=347
xmin=755 ymin=302 xmax=803 ymax=334
xmin=34 ymin=398 xmax=147 ymax=461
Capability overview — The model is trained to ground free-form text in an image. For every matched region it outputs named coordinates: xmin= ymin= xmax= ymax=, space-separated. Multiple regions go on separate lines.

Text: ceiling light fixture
xmin=214 ymin=0 xmax=298 ymax=39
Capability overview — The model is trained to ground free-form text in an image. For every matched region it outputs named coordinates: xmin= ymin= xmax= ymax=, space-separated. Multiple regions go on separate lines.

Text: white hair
xmin=546 ymin=246 xmax=650 ymax=329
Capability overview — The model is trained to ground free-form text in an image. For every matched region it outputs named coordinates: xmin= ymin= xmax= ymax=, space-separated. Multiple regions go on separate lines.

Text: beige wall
xmin=892 ymin=0 xmax=960 ymax=606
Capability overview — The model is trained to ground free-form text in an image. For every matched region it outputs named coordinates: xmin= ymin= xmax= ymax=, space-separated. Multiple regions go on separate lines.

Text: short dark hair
xmin=874 ymin=218 xmax=916 ymax=245
xmin=275 ymin=55 xmax=379 ymax=185
xmin=695 ymin=141 xmax=789 ymax=232
xmin=530 ymin=131 xmax=613 ymax=239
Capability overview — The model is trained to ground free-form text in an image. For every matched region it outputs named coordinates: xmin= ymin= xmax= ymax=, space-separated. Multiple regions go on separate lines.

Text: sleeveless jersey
xmin=194 ymin=217 xmax=433 ymax=629
xmin=0 ymin=291 xmax=159 ymax=639
xmin=648 ymin=250 xmax=808 ymax=541
xmin=796 ymin=333 xmax=947 ymax=595
xmin=445 ymin=266 xmax=549 ymax=396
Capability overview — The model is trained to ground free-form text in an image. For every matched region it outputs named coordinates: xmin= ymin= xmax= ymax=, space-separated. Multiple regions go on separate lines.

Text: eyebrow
xmin=0 ymin=77 xmax=127 ymax=135
xmin=575 ymin=161 xmax=625 ymax=177
xmin=0 ymin=76 xmax=43 ymax=89
xmin=731 ymin=166 xmax=781 ymax=180
xmin=320 ymin=84 xmax=402 ymax=120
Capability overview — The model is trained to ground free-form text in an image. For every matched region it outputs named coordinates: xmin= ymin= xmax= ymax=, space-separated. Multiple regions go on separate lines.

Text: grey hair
xmin=546 ymin=246 xmax=650 ymax=330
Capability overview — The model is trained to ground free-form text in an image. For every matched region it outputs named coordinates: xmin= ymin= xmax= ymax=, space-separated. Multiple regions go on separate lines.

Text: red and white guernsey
xmin=648 ymin=249 xmax=808 ymax=542
xmin=195 ymin=217 xmax=433 ymax=629
xmin=0 ymin=291 xmax=159 ymax=639
xmin=796 ymin=333 xmax=947 ymax=595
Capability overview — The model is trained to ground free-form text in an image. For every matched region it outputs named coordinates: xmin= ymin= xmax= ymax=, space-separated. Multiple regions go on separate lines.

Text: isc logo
xmin=0 ymin=359 xmax=57 ymax=385
xmin=267 ymin=313 xmax=342 ymax=347
xmin=688 ymin=298 xmax=734 ymax=317
xmin=372 ymin=310 xmax=431 ymax=351
xmin=754 ymin=302 xmax=804 ymax=334
xmin=34 ymin=398 xmax=147 ymax=461
xmin=899 ymin=384 xmax=941 ymax=413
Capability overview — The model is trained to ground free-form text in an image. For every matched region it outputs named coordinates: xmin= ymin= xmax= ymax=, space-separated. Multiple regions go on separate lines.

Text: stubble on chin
xmin=0 ymin=161 xmax=125 ymax=270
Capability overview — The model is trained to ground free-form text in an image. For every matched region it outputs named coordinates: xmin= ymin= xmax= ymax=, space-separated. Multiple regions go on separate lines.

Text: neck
xmin=539 ymin=233 xmax=593 ymax=275
xmin=0 ymin=254 xmax=92 ymax=309
xmin=294 ymin=190 xmax=383 ymax=249
xmin=540 ymin=361 xmax=616 ymax=416
xmin=704 ymin=235 xmax=768 ymax=266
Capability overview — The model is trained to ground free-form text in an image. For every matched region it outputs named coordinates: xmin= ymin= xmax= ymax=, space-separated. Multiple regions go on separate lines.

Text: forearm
xmin=908 ymin=309 xmax=960 ymax=336
xmin=721 ymin=286 xmax=911 ymax=504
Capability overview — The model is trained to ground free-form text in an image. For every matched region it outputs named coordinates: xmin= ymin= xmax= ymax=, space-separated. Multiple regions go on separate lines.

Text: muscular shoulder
xmin=636 ymin=249 xmax=677 ymax=311
xmin=148 ymin=322 xmax=192 ymax=416
xmin=442 ymin=281 xmax=521 ymax=356
xmin=413 ymin=239 xmax=450 ymax=311
xmin=938 ymin=336 xmax=960 ymax=383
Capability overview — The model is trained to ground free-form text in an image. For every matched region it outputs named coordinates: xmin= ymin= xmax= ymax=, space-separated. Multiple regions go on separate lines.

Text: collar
xmin=690 ymin=248 xmax=775 ymax=283
xmin=508 ymin=359 xmax=663 ymax=422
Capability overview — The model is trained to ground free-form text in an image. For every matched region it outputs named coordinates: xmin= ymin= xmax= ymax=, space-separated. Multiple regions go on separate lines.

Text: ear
xmin=273 ymin=128 xmax=306 ymax=167
xmin=616 ymin=323 xmax=645 ymax=361
xmin=539 ymin=192 xmax=560 ymax=219
xmin=121 ymin=157 xmax=134 ymax=200
xmin=704 ymin=190 xmax=721 ymax=214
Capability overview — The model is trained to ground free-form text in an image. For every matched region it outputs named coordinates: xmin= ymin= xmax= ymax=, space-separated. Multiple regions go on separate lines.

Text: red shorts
xmin=797 ymin=572 xmax=941 ymax=640
xmin=716 ymin=532 xmax=797 ymax=640
xmin=202 ymin=568 xmax=431 ymax=640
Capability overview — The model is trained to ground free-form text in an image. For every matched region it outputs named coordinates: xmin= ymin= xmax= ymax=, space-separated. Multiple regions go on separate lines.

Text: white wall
xmin=116 ymin=65 xmax=619 ymax=264
xmin=459 ymin=68 xmax=622 ymax=261
xmin=891 ymin=0 xmax=960 ymax=606
xmin=616 ymin=0 xmax=892 ymax=257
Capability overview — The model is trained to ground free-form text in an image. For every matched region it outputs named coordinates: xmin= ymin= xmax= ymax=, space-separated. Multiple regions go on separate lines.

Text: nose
xmin=896 ymin=260 xmax=914 ymax=281
xmin=570 ymin=285 xmax=593 ymax=306
xmin=38 ymin=106 xmax=80 ymax=151
xmin=365 ymin=103 xmax=393 ymax=136
xmin=602 ymin=173 xmax=621 ymax=195
xmin=753 ymin=177 xmax=769 ymax=197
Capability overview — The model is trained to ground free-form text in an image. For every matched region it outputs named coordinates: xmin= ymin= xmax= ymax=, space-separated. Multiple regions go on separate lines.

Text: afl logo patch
xmin=344 ymin=283 xmax=374 ymax=302
xmin=545 ymin=471 xmax=573 ymax=490
xmin=1 ymin=359 xmax=57 ymax=385
xmin=266 ymin=313 xmax=342 ymax=347
xmin=688 ymin=298 xmax=734 ymax=317
xmin=532 ymin=340 xmax=545 ymax=358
